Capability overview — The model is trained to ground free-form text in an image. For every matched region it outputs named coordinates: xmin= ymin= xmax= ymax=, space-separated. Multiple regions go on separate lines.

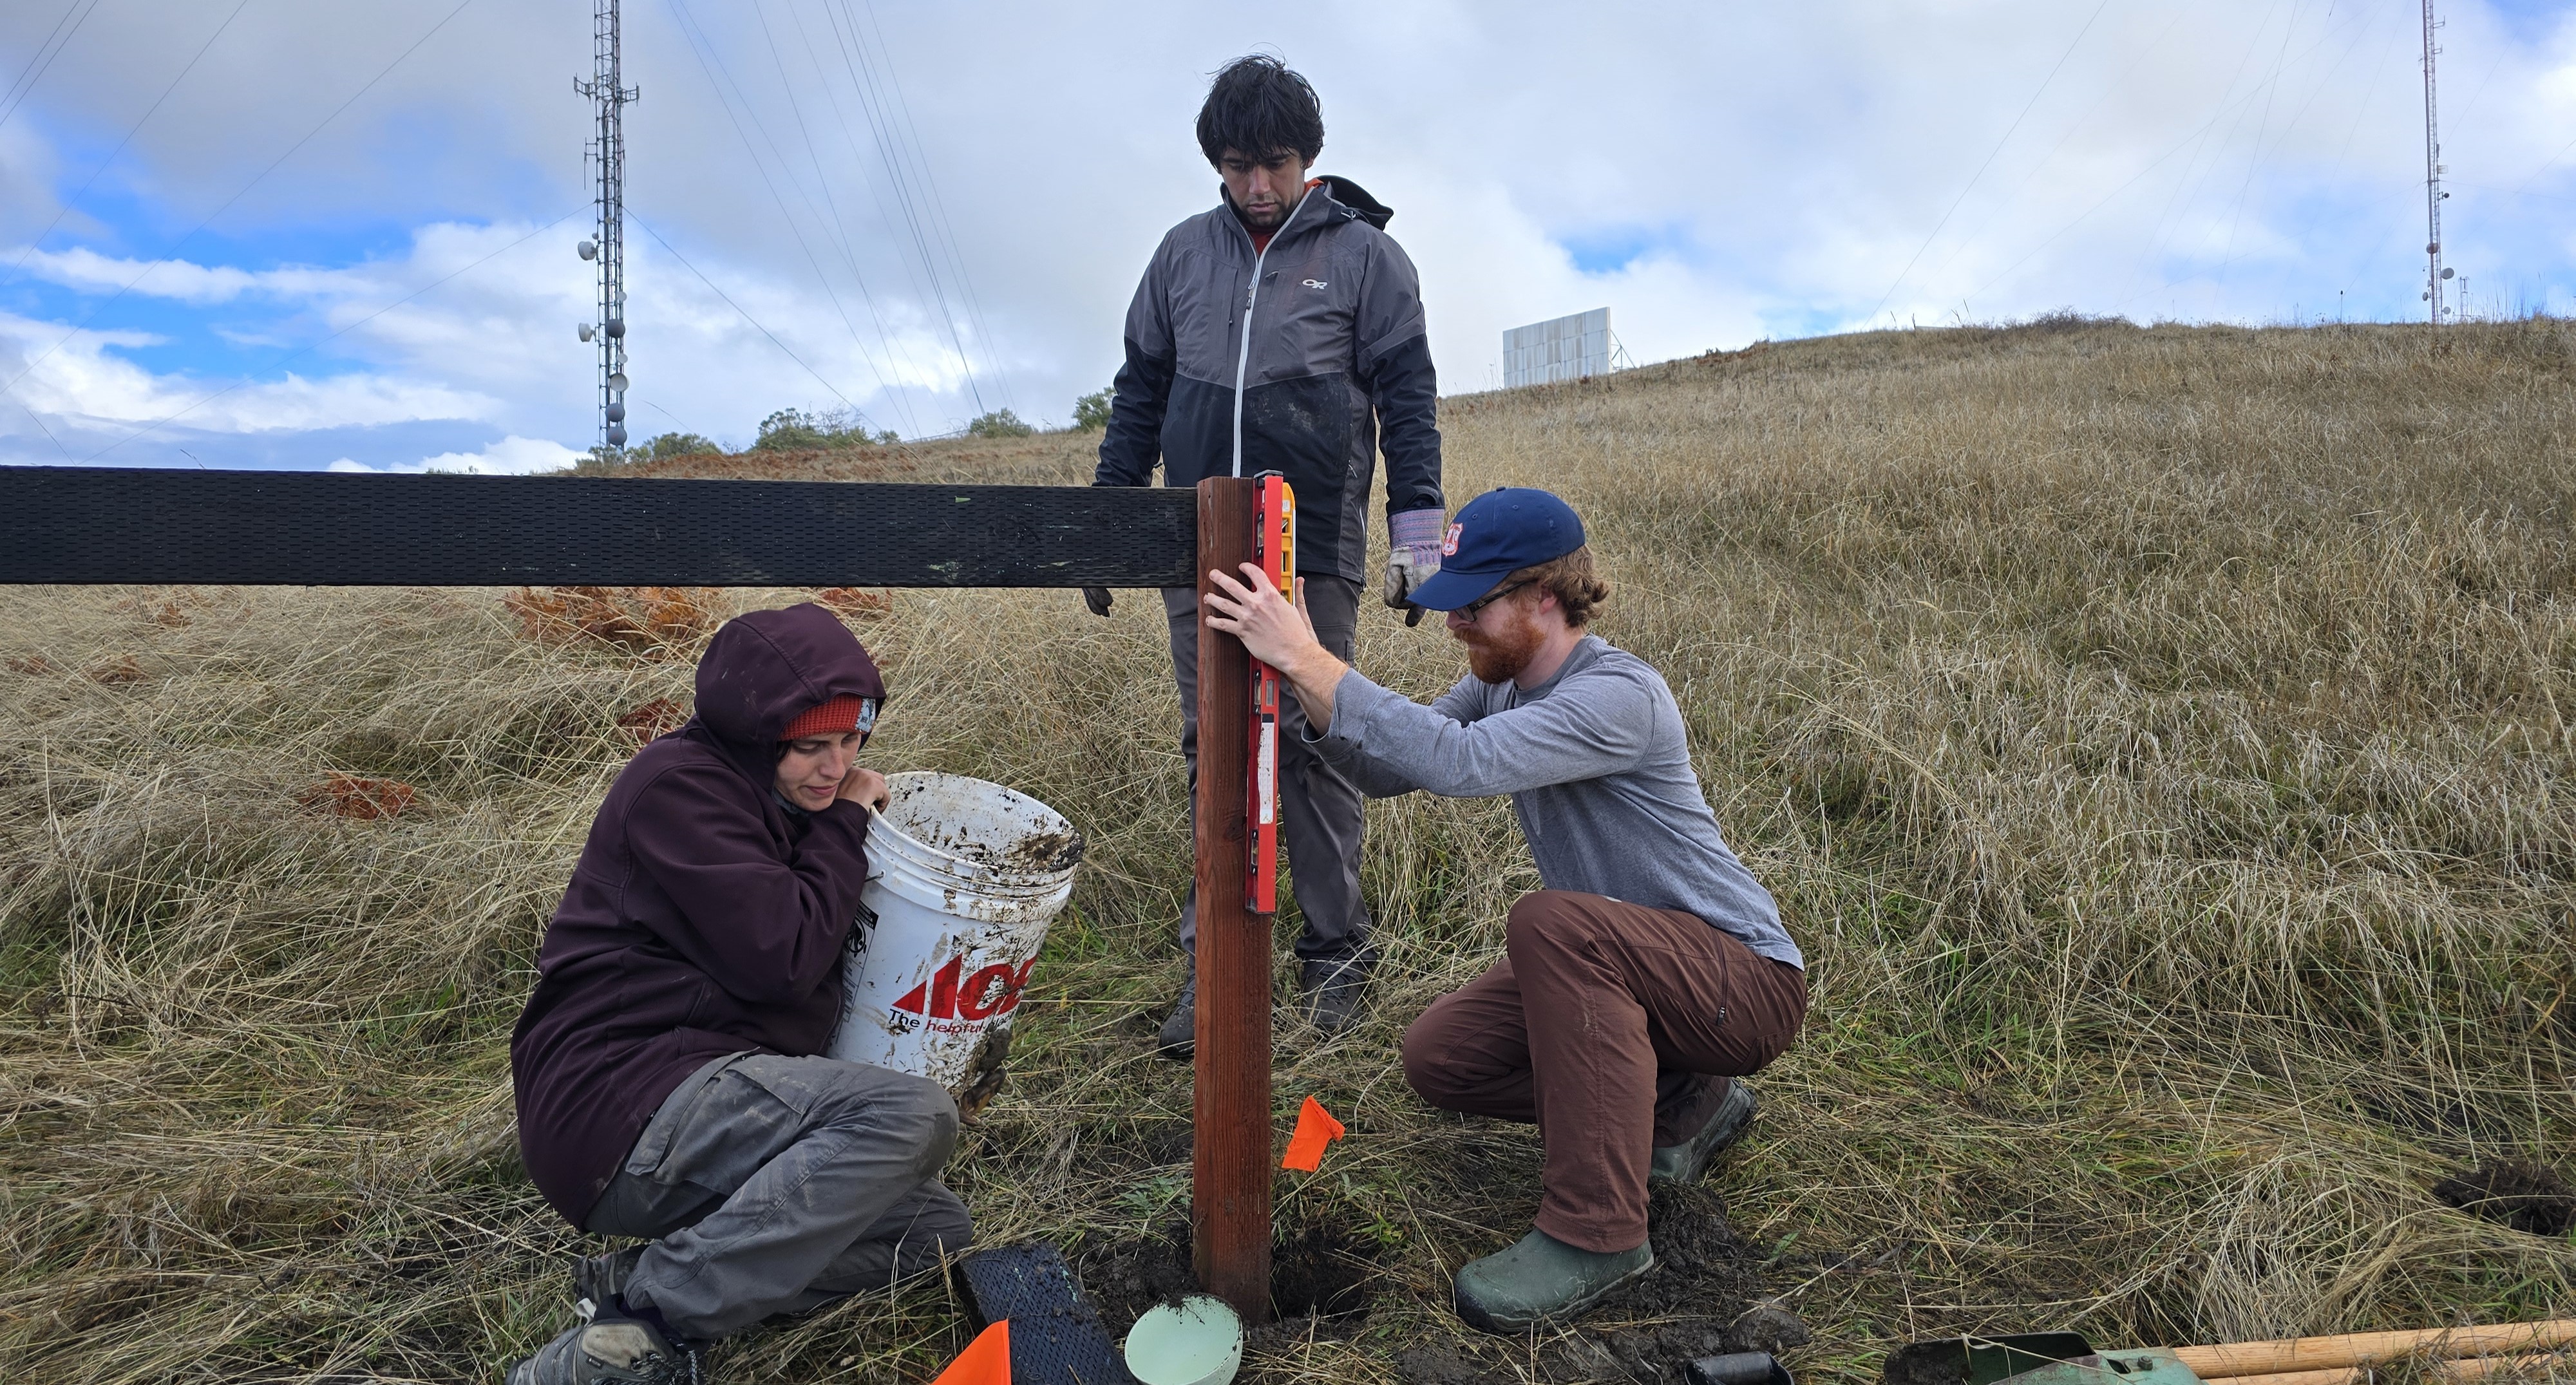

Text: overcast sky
xmin=4 ymin=0 xmax=2574 ymax=472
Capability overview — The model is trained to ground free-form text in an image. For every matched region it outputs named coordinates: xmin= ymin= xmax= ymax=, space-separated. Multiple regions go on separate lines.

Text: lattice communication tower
xmin=576 ymin=0 xmax=638 ymax=450
xmin=2421 ymin=0 xmax=2451 ymax=325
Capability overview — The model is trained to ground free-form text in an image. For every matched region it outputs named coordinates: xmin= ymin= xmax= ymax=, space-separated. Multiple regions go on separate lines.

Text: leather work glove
xmin=1082 ymin=587 xmax=1113 ymax=617
xmin=1384 ymin=507 xmax=1446 ymax=620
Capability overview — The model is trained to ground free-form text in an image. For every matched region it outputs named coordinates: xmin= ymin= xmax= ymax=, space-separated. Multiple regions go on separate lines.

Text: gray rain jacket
xmin=1095 ymin=176 xmax=1444 ymax=581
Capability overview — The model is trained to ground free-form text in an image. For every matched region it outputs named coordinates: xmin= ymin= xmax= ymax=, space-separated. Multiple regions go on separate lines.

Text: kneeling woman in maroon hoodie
xmin=508 ymin=603 xmax=969 ymax=1385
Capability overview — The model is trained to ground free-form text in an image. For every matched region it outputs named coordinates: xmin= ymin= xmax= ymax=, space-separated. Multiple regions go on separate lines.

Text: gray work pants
xmin=1164 ymin=574 xmax=1371 ymax=962
xmin=583 ymin=1052 xmax=973 ymax=1341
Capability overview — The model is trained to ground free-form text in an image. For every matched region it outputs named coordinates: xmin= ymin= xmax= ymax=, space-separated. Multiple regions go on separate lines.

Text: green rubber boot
xmin=1452 ymin=1227 xmax=1654 ymax=1332
xmin=1649 ymin=1078 xmax=1757 ymax=1185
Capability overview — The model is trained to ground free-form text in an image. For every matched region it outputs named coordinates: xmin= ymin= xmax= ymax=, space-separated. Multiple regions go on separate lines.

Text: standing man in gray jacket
xmin=1202 ymin=487 xmax=1808 ymax=1331
xmin=1086 ymin=55 xmax=1446 ymax=1053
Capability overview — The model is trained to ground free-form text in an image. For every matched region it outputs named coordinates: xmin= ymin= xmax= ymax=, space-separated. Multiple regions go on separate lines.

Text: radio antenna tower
xmin=575 ymin=0 xmax=637 ymax=451
xmin=2421 ymin=0 xmax=2450 ymax=326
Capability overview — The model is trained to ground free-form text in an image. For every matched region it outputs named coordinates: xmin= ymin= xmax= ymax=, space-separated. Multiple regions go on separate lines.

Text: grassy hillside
xmin=3 ymin=319 xmax=2572 ymax=1384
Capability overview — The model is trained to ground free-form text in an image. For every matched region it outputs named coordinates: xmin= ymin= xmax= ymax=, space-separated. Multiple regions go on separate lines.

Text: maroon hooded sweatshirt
xmin=511 ymin=603 xmax=886 ymax=1225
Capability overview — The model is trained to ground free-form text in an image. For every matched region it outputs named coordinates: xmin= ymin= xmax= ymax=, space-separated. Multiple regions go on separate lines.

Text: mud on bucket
xmin=826 ymin=771 xmax=1083 ymax=1117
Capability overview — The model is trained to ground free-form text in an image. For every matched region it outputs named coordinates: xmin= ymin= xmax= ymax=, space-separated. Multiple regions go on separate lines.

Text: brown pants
xmin=1401 ymin=890 xmax=1807 ymax=1253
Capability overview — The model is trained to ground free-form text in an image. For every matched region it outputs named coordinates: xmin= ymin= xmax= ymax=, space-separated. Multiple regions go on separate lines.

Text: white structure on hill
xmin=1502 ymin=307 xmax=1621 ymax=388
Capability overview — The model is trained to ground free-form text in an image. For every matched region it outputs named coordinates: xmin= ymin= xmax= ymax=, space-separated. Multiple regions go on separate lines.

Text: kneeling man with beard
xmin=1203 ymin=487 xmax=1807 ymax=1332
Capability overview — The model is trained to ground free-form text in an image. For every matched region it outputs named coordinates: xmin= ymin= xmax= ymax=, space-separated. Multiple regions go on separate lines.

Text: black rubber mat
xmin=0 ymin=467 xmax=1197 ymax=589
xmin=955 ymin=1241 xmax=1136 ymax=1385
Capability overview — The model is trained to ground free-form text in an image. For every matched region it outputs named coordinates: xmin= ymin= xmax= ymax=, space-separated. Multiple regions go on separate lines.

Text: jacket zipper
xmin=1230 ymin=190 xmax=1316 ymax=478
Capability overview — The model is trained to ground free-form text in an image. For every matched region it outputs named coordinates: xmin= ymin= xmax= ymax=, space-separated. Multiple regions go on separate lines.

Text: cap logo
xmin=1441 ymin=523 xmax=1463 ymax=556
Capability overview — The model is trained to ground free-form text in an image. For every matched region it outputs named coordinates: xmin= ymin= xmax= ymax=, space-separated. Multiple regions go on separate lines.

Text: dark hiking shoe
xmin=1649 ymin=1079 xmax=1757 ymax=1186
xmin=507 ymin=1314 xmax=703 ymax=1385
xmin=1155 ymin=967 xmax=1197 ymax=1059
xmin=1298 ymin=952 xmax=1371 ymax=1035
xmin=1453 ymin=1227 xmax=1653 ymax=1332
xmin=573 ymin=1246 xmax=644 ymax=1323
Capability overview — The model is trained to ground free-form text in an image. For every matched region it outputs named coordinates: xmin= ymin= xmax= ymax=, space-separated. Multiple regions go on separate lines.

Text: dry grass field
xmin=3 ymin=317 xmax=2573 ymax=1384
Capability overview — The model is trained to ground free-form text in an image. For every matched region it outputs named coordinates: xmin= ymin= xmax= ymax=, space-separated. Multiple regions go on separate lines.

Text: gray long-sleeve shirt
xmin=1310 ymin=635 xmax=1802 ymax=968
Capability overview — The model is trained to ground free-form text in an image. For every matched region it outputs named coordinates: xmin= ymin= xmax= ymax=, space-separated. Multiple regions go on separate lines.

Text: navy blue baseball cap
xmin=1406 ymin=487 xmax=1587 ymax=612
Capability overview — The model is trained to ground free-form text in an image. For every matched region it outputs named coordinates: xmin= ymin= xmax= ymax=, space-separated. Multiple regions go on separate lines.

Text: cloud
xmin=0 ymin=307 xmax=495 ymax=438
xmin=8 ymin=0 xmax=2576 ymax=471
xmin=328 ymin=435 xmax=585 ymax=475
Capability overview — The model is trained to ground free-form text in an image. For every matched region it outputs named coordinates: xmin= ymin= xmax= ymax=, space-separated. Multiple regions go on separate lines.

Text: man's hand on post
xmin=1203 ymin=563 xmax=1348 ymax=733
xmin=1082 ymin=586 xmax=1113 ymax=617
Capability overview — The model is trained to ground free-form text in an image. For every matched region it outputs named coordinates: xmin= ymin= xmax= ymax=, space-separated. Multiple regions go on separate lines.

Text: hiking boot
xmin=1298 ymin=952 xmax=1371 ymax=1036
xmin=1649 ymin=1078 xmax=1757 ymax=1186
xmin=1155 ymin=966 xmax=1197 ymax=1059
xmin=573 ymin=1246 xmax=644 ymax=1322
xmin=1452 ymin=1227 xmax=1653 ymax=1332
xmin=507 ymin=1313 xmax=704 ymax=1385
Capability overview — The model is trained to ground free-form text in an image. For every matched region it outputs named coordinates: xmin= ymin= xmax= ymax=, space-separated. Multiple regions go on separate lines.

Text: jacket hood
xmin=1314 ymin=175 xmax=1392 ymax=230
xmin=682 ymin=603 xmax=885 ymax=786
xmin=1217 ymin=175 xmax=1395 ymax=242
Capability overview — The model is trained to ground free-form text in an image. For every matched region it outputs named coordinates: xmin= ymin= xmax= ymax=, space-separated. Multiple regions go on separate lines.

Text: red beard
xmin=1455 ymin=608 xmax=1546 ymax=683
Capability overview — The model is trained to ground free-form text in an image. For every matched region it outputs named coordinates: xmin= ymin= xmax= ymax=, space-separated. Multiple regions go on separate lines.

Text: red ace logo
xmin=891 ymin=952 xmax=1038 ymax=1026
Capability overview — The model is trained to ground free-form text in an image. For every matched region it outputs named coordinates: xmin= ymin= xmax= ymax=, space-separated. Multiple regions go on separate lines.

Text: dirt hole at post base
xmin=1073 ymin=1208 xmax=1387 ymax=1329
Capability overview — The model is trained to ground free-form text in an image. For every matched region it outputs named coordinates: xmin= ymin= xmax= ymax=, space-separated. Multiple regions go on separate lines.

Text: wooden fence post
xmin=1191 ymin=475 xmax=1271 ymax=1322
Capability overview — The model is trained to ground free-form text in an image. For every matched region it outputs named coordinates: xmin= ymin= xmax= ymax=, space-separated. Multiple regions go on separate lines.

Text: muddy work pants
xmin=1164 ymin=575 xmax=1370 ymax=963
xmin=1401 ymin=890 xmax=1807 ymax=1254
xmin=583 ymin=1053 xmax=973 ymax=1341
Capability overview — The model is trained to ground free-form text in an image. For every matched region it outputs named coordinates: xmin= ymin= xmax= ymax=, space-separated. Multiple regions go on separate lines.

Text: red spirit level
xmin=1247 ymin=474 xmax=1295 ymax=914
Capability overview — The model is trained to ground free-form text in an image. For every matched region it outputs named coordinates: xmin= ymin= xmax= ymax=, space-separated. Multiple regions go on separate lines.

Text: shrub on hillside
xmin=755 ymin=407 xmax=896 ymax=451
xmin=966 ymin=408 xmax=1036 ymax=438
xmin=639 ymin=431 xmax=721 ymax=461
xmin=1072 ymin=388 xmax=1113 ymax=430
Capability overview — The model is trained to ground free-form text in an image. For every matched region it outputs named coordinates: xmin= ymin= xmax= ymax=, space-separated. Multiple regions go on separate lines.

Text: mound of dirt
xmin=2432 ymin=1160 xmax=2576 ymax=1238
xmin=1073 ymin=1208 xmax=1387 ymax=1333
xmin=1073 ymin=1220 xmax=1197 ymax=1330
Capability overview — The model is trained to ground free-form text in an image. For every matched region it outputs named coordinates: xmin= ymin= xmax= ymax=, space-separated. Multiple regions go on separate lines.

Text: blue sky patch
xmin=1557 ymin=223 xmax=1692 ymax=276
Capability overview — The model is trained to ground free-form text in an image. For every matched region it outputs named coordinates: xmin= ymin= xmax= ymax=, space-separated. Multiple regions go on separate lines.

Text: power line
xmin=748 ymin=0 xmax=926 ymax=426
xmin=1964 ymin=7 xmax=2369 ymax=317
xmin=661 ymin=0 xmax=915 ymax=433
xmin=1 ymin=0 xmax=477 ymax=403
xmin=0 ymin=0 xmax=103 ymax=135
xmin=2213 ymin=0 xmax=2304 ymax=289
xmin=630 ymin=212 xmax=866 ymax=416
xmin=808 ymin=0 xmax=960 ymax=414
xmin=1866 ymin=0 xmax=2114 ymax=325
xmin=855 ymin=0 xmax=1010 ymax=411
xmin=1917 ymin=3 xmax=2195 ymax=288
xmin=2111 ymin=0 xmax=2292 ymax=310
xmin=5 ymin=0 xmax=256 ymax=287
xmin=784 ymin=0 xmax=990 ymax=423
xmin=845 ymin=0 xmax=1005 ymax=409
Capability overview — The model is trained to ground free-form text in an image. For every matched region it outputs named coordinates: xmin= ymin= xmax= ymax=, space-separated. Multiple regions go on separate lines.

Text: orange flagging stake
xmin=1281 ymin=1095 xmax=1346 ymax=1173
xmin=929 ymin=1319 xmax=1010 ymax=1385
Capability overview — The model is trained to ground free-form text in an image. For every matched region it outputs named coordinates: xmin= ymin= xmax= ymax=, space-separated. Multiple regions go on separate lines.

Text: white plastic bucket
xmin=827 ymin=771 xmax=1083 ymax=1115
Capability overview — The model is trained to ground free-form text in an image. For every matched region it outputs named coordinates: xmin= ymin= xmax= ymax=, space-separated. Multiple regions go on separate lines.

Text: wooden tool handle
xmin=2220 ymin=1351 xmax=2562 ymax=1385
xmin=2175 ymin=1321 xmax=2576 ymax=1377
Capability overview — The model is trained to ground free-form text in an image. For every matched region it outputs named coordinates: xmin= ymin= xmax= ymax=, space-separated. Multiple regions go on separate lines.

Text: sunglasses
xmin=1454 ymin=580 xmax=1533 ymax=621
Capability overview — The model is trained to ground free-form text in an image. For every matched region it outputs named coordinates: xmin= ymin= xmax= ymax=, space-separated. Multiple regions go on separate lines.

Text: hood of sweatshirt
xmin=681 ymin=602 xmax=886 ymax=790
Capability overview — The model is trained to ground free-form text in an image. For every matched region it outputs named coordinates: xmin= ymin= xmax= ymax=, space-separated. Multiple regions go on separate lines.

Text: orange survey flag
xmin=1281 ymin=1095 xmax=1347 ymax=1172
xmin=931 ymin=1320 xmax=1009 ymax=1385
